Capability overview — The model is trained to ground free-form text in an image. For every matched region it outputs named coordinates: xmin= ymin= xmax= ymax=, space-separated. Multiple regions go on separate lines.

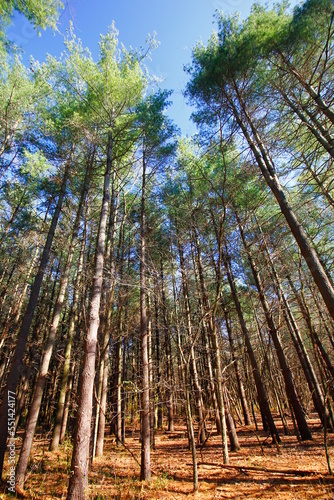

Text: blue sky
xmin=7 ymin=0 xmax=301 ymax=136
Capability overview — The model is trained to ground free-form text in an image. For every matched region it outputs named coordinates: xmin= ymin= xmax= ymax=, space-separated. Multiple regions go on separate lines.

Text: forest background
xmin=0 ymin=0 xmax=334 ymax=498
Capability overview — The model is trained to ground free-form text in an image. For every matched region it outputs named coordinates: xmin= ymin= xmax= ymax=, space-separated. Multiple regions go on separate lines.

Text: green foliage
xmin=0 ymin=0 xmax=64 ymax=53
xmin=0 ymin=54 xmax=36 ymax=163
xmin=136 ymin=89 xmax=178 ymax=161
xmin=0 ymin=149 xmax=52 ymax=241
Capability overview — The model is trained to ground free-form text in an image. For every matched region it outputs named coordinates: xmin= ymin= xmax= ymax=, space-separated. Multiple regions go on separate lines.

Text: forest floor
xmin=2 ymin=414 xmax=334 ymax=499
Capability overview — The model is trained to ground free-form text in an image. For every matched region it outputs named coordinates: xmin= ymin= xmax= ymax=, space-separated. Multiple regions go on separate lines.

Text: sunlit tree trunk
xmin=50 ymin=230 xmax=86 ymax=451
xmin=277 ymin=50 xmax=334 ymax=127
xmin=228 ymin=89 xmax=334 ymax=322
xmin=95 ymin=169 xmax=119 ymax=457
xmin=67 ymin=131 xmax=112 ymax=499
xmin=236 ymin=211 xmax=312 ymax=440
xmin=191 ymin=223 xmax=230 ymax=455
xmin=224 ymin=309 xmax=251 ymax=426
xmin=222 ymin=243 xmax=280 ymax=443
xmin=0 ymin=150 xmax=72 ymax=479
xmin=140 ymin=150 xmax=151 ymax=481
xmin=178 ymin=241 xmax=207 ymax=445
xmin=16 ymin=149 xmax=92 ymax=486
xmin=160 ymin=262 xmax=174 ymax=432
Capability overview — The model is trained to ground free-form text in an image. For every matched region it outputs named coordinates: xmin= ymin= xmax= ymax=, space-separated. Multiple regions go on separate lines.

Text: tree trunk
xmin=13 ymin=246 xmax=39 ymax=325
xmin=204 ymin=327 xmax=222 ymax=434
xmin=67 ymin=131 xmax=112 ymax=499
xmin=222 ymin=243 xmax=280 ymax=443
xmin=185 ymin=367 xmax=198 ymax=492
xmin=0 ymin=151 xmax=71 ymax=479
xmin=190 ymin=225 xmax=230 ymax=456
xmin=228 ymin=90 xmax=334 ymax=322
xmin=60 ymin=361 xmax=76 ymax=444
xmin=14 ymin=366 xmax=30 ymax=432
xmin=140 ymin=151 xmax=151 ymax=481
xmin=236 ymin=212 xmax=312 ymax=440
xmin=147 ymin=287 xmax=155 ymax=449
xmin=154 ymin=289 xmax=163 ymax=429
xmin=116 ymin=328 xmax=123 ymax=446
xmin=178 ymin=241 xmax=207 ymax=445
xmin=277 ymin=88 xmax=334 ymax=158
xmin=16 ymin=150 xmax=92 ymax=487
xmin=286 ymin=273 xmax=332 ymax=424
xmin=175 ymin=313 xmax=198 ymax=492
xmin=255 ymin=216 xmax=328 ymax=427
xmin=277 ymin=50 xmax=334 ymax=126
xmin=95 ymin=168 xmax=119 ymax=457
xmin=223 ymin=386 xmax=240 ymax=452
xmin=224 ymin=310 xmax=251 ymax=426
xmin=160 ymin=262 xmax=174 ymax=432
xmin=50 ymin=229 xmax=86 ymax=451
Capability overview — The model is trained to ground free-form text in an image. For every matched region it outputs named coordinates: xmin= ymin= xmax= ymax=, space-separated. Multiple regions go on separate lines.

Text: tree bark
xmin=222 ymin=243 xmax=280 ymax=443
xmin=67 ymin=131 xmax=112 ymax=499
xmin=228 ymin=89 xmax=334 ymax=323
xmin=277 ymin=88 xmax=334 ymax=158
xmin=50 ymin=230 xmax=86 ymax=451
xmin=0 ymin=151 xmax=71 ymax=479
xmin=95 ymin=168 xmax=119 ymax=457
xmin=16 ymin=149 xmax=92 ymax=487
xmin=254 ymin=216 xmax=328 ymax=427
xmin=161 ymin=262 xmax=174 ymax=432
xmin=191 ymin=222 xmax=230 ymax=458
xmin=140 ymin=151 xmax=151 ymax=481
xmin=224 ymin=310 xmax=251 ymax=426
xmin=178 ymin=241 xmax=207 ymax=446
xmin=277 ymin=50 xmax=334 ymax=126
xmin=236 ymin=212 xmax=312 ymax=440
